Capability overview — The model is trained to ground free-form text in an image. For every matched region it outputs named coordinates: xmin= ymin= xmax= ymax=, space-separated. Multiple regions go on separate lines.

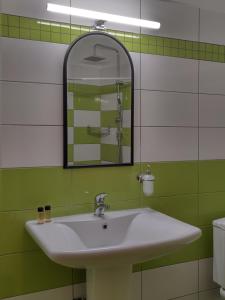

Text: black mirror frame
xmin=63 ymin=31 xmax=134 ymax=169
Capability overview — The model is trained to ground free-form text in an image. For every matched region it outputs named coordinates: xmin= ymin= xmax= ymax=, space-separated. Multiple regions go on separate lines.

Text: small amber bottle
xmin=45 ymin=205 xmax=51 ymax=222
xmin=37 ymin=207 xmax=45 ymax=224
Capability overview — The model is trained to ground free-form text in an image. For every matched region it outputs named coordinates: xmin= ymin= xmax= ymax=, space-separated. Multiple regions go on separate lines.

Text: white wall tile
xmin=74 ymin=144 xmax=100 ymax=161
xmin=199 ymin=128 xmax=225 ymax=160
xmin=67 ymin=92 xmax=74 ymax=110
xmin=74 ymin=110 xmax=100 ymax=127
xmin=122 ymin=146 xmax=131 ymax=163
xmin=141 ymin=0 xmax=199 ymax=41
xmin=141 ymin=91 xmax=198 ymax=127
xmin=130 ymin=52 xmax=140 ymax=90
xmin=199 ymin=258 xmax=219 ymax=291
xmin=71 ymin=0 xmax=141 ymax=33
xmin=200 ymin=94 xmax=225 ymax=127
xmin=123 ymin=110 xmax=131 ymax=128
xmin=134 ymin=90 xmax=140 ymax=127
xmin=101 ymin=128 xmax=117 ymax=145
xmin=141 ymin=54 xmax=198 ymax=93
xmin=141 ymin=127 xmax=198 ymax=162
xmin=1 ymin=0 xmax=70 ymax=22
xmin=1 ymin=38 xmax=67 ymax=84
xmin=142 ymin=261 xmax=198 ymax=300
xmin=134 ymin=127 xmax=141 ymax=162
xmin=200 ymin=9 xmax=225 ymax=45
xmin=2 ymin=82 xmax=62 ymax=125
xmin=2 ymin=125 xmax=62 ymax=167
xmin=101 ymin=94 xmax=118 ymax=111
xmin=200 ymin=61 xmax=225 ymax=95
xmin=67 ymin=127 xmax=74 ymax=144
xmin=1 ymin=286 xmax=73 ymax=300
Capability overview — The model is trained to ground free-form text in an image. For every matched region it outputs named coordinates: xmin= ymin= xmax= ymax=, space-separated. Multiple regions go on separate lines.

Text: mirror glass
xmin=64 ymin=32 xmax=134 ymax=168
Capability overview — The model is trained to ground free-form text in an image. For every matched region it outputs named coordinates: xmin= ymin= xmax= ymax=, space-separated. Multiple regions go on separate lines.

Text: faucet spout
xmin=94 ymin=193 xmax=110 ymax=217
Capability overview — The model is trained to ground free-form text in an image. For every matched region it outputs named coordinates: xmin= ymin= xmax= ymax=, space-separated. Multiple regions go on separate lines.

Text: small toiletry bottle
xmin=45 ymin=205 xmax=51 ymax=222
xmin=37 ymin=207 xmax=45 ymax=224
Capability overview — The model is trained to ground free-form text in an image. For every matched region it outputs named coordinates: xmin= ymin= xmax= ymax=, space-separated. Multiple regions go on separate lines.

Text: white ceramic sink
xmin=26 ymin=208 xmax=201 ymax=268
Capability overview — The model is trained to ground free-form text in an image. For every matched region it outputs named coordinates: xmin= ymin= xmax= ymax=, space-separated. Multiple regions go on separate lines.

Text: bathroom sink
xmin=26 ymin=208 xmax=201 ymax=268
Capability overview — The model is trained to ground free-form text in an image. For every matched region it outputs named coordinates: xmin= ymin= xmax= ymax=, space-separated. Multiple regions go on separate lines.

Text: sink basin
xmin=26 ymin=208 xmax=201 ymax=300
xmin=26 ymin=208 xmax=201 ymax=268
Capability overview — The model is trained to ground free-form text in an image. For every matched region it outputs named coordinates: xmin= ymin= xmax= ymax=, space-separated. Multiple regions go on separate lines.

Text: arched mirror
xmin=63 ymin=32 xmax=134 ymax=168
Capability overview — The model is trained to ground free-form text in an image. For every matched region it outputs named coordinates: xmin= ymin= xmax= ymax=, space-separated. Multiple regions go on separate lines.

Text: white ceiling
xmin=171 ymin=0 xmax=225 ymax=13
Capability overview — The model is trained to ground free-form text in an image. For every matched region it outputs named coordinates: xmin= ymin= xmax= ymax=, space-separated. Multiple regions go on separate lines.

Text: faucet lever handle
xmin=95 ymin=193 xmax=108 ymax=204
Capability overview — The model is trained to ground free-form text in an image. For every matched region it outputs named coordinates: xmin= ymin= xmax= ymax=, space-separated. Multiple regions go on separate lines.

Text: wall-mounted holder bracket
xmin=92 ymin=20 xmax=107 ymax=31
xmin=137 ymin=164 xmax=155 ymax=196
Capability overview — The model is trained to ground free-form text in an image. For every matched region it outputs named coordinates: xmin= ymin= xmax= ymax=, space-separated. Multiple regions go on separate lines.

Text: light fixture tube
xmin=47 ymin=3 xmax=160 ymax=29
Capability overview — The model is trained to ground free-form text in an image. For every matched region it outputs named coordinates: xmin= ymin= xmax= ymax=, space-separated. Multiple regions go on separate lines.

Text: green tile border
xmin=1 ymin=13 xmax=225 ymax=63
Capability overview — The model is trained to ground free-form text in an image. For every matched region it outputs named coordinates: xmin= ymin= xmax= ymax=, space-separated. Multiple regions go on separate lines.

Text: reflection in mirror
xmin=63 ymin=32 xmax=134 ymax=168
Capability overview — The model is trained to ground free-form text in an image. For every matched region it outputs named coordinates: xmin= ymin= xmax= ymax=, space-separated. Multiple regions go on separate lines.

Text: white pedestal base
xmin=86 ymin=265 xmax=132 ymax=300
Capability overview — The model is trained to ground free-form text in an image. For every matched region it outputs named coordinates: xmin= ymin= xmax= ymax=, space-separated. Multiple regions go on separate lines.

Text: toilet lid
xmin=213 ymin=217 xmax=225 ymax=230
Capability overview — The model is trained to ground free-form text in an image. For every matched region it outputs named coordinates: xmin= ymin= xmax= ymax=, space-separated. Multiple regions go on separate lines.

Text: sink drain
xmin=102 ymin=224 xmax=108 ymax=229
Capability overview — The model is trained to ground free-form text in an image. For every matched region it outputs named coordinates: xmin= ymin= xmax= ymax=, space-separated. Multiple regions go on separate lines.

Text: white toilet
xmin=213 ymin=217 xmax=225 ymax=298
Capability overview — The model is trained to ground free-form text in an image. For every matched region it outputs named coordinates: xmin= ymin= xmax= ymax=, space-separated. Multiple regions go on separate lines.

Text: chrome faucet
xmin=94 ymin=193 xmax=110 ymax=217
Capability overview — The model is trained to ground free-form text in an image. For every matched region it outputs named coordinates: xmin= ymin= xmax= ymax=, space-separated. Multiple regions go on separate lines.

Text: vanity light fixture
xmin=47 ymin=3 xmax=161 ymax=29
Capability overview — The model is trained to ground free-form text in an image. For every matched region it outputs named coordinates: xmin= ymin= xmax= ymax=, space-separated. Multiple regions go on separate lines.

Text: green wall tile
xmin=199 ymin=160 xmax=225 ymax=193
xmin=8 ymin=15 xmax=19 ymax=27
xmin=101 ymin=144 xmax=119 ymax=163
xmin=140 ymin=225 xmax=211 ymax=271
xmin=101 ymin=111 xmax=118 ymax=128
xmin=74 ymin=95 xmax=101 ymax=111
xmin=122 ymin=128 xmax=131 ymax=146
xmin=142 ymin=161 xmax=198 ymax=196
xmin=9 ymin=27 xmax=19 ymax=38
xmin=69 ymin=163 xmax=141 ymax=205
xmin=1 ymin=12 xmax=225 ymax=64
xmin=0 ymin=251 xmax=72 ymax=299
xmin=199 ymin=192 xmax=225 ymax=226
xmin=142 ymin=194 xmax=198 ymax=226
xmin=74 ymin=127 xmax=100 ymax=144
xmin=0 ymin=211 xmax=38 ymax=255
xmin=20 ymin=17 xmax=30 ymax=29
xmin=1 ymin=168 xmax=72 ymax=211
xmin=20 ymin=28 xmax=30 ymax=40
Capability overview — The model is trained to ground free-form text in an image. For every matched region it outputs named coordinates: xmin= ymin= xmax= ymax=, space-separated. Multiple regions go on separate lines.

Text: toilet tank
xmin=213 ymin=218 xmax=225 ymax=287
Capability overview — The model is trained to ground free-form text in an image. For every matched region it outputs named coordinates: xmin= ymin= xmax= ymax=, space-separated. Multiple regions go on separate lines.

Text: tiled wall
xmin=1 ymin=0 xmax=225 ymax=300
